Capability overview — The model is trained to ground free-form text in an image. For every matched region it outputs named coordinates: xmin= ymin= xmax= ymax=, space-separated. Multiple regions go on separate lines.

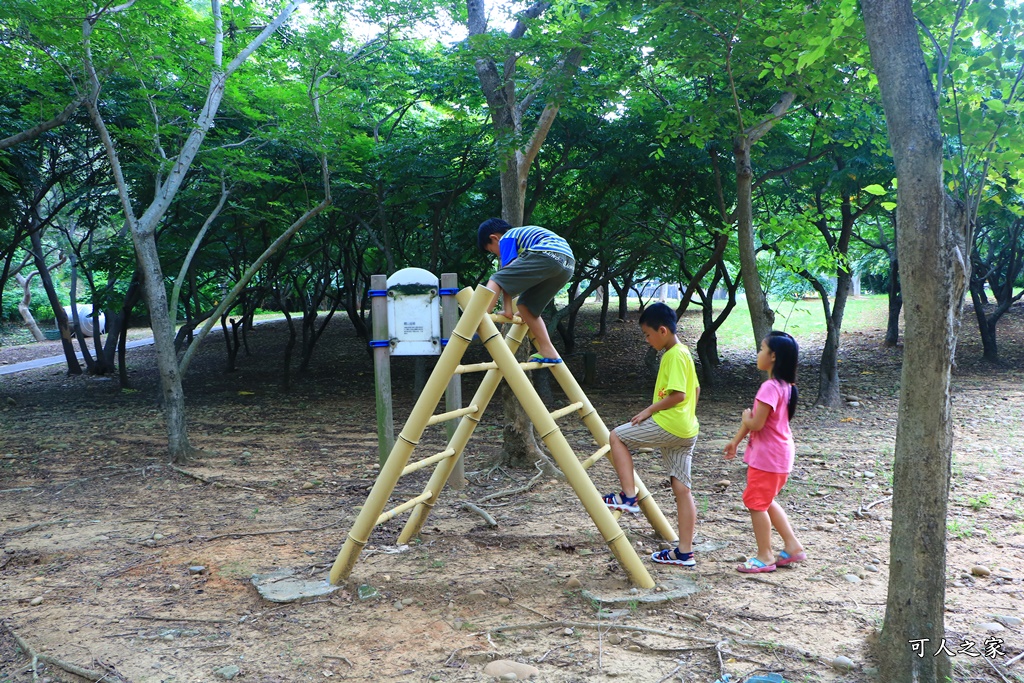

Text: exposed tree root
xmin=167 ymin=464 xmax=257 ymax=491
xmin=475 ymin=460 xmax=546 ymax=503
xmin=461 ymin=502 xmax=498 ymax=527
xmin=7 ymin=623 xmax=115 ymax=682
xmin=482 ymin=619 xmax=833 ymax=668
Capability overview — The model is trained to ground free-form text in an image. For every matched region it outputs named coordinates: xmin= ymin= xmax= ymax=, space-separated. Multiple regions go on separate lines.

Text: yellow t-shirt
xmin=651 ymin=342 xmax=700 ymax=439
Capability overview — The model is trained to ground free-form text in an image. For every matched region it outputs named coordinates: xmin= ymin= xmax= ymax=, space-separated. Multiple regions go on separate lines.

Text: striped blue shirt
xmin=498 ymin=226 xmax=574 ymax=268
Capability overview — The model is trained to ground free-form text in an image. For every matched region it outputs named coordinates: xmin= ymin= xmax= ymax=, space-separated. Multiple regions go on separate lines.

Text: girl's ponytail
xmin=765 ymin=331 xmax=799 ymax=419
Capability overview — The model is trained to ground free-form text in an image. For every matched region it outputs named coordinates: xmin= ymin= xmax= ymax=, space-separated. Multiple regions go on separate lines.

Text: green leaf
xmin=986 ymin=99 xmax=1005 ymax=113
xmin=862 ymin=184 xmax=887 ymax=196
xmin=969 ymin=55 xmax=994 ymax=71
xmin=881 ymin=202 xmax=897 ymax=211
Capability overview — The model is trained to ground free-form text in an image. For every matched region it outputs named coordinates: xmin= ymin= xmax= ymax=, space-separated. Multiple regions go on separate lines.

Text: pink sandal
xmin=737 ymin=557 xmax=776 ymax=573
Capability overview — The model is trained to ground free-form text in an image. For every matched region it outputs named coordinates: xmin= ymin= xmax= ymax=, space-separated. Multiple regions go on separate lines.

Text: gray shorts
xmin=612 ymin=419 xmax=698 ymax=489
xmin=491 ymin=250 xmax=574 ymax=316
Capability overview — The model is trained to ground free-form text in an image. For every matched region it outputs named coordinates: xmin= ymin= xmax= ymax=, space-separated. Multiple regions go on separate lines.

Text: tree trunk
xmin=281 ymin=311 xmax=296 ymax=391
xmin=29 ymin=230 xmax=81 ymax=374
xmin=598 ymin=283 xmax=610 ymax=336
xmin=135 ymin=232 xmax=194 ymax=463
xmin=498 ymin=343 xmax=548 ymax=469
xmin=816 ymin=266 xmax=853 ymax=408
xmin=614 ymin=276 xmax=632 ymax=321
xmin=732 ymin=93 xmax=795 ymax=349
xmin=116 ymin=278 xmax=141 ymax=389
xmin=884 ymin=257 xmax=902 ymax=347
xmin=863 ymin=2 xmax=968 ymax=680
xmin=695 ymin=331 xmax=718 ymax=389
xmin=969 ymin=285 xmax=998 ymax=362
xmin=816 ymin=317 xmax=842 ymax=407
xmin=695 ymin=263 xmax=737 ymax=387
xmin=734 ymin=136 xmax=775 ymax=348
xmin=81 ymin=0 xmax=304 ymax=463
xmin=15 ymin=273 xmax=46 ymax=342
xmin=221 ymin=312 xmax=242 ymax=373
xmin=467 ymin=0 xmax=583 ymax=469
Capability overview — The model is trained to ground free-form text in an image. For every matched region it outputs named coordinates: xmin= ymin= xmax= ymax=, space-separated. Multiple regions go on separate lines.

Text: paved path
xmin=0 ymin=338 xmax=156 ymax=376
xmin=0 ymin=318 xmax=285 ymax=376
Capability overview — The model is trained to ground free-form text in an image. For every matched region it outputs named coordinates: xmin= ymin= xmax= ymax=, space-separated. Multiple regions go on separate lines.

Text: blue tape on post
xmin=368 ymin=289 xmax=388 ymax=297
xmin=438 ymin=288 xmax=459 ymax=296
xmin=440 ymin=338 xmax=449 ymax=346
xmin=369 ymin=340 xmax=390 ymax=348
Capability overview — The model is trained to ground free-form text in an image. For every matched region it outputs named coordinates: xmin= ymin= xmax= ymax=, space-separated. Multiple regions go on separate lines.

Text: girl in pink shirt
xmin=724 ymin=331 xmax=806 ymax=573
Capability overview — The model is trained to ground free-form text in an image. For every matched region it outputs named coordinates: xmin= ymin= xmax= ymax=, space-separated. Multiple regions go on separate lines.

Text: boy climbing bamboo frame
xmin=477 ymin=219 xmax=575 ymax=364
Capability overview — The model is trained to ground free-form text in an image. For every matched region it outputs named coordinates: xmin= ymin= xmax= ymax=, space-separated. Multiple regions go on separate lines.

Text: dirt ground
xmin=1 ymin=302 xmax=1023 ymax=683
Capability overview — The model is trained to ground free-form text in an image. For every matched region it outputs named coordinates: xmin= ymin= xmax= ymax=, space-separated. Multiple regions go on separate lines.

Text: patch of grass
xmin=585 ymin=293 xmax=891 ymax=350
xmin=947 ymin=519 xmax=974 ymax=539
xmin=968 ymin=492 xmax=994 ymax=512
xmin=0 ymin=324 xmax=37 ymax=346
xmin=686 ymin=294 xmax=889 ymax=348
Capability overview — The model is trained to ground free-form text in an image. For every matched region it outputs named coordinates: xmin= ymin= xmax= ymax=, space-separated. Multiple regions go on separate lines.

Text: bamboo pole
xmin=547 ymin=363 xmax=678 ymax=543
xmin=329 ymin=285 xmax=494 ymax=585
xmin=471 ymin=292 xmax=656 ymax=588
xmin=397 ymin=303 xmax=530 ymax=543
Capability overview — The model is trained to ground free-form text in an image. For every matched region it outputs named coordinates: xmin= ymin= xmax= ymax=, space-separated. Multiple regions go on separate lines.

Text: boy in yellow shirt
xmin=602 ymin=302 xmax=701 ymax=566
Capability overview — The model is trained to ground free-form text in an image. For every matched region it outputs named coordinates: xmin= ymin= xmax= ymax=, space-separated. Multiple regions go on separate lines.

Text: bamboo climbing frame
xmin=329 ymin=284 xmax=677 ymax=588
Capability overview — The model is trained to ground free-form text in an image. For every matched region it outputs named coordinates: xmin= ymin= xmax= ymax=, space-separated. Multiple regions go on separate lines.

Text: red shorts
xmin=742 ymin=466 xmax=789 ymax=512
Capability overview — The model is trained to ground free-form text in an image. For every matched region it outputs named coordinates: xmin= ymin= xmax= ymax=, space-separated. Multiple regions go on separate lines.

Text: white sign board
xmin=386 ymin=267 xmax=441 ymax=356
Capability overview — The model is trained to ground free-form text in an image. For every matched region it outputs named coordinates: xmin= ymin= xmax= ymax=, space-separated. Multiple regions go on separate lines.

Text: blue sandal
xmin=528 ymin=353 xmax=563 ymax=364
xmin=602 ymin=491 xmax=639 ymax=513
xmin=651 ymin=548 xmax=696 ymax=567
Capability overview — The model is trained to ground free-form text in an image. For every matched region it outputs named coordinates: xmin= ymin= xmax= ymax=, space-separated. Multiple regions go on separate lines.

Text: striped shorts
xmin=612 ymin=419 xmax=698 ymax=489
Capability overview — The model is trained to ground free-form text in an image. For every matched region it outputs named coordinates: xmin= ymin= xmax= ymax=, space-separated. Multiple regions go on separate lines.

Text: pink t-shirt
xmin=742 ymin=379 xmax=795 ymax=474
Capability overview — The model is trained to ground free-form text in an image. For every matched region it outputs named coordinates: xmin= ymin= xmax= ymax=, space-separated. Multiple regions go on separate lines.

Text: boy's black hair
xmin=638 ymin=302 xmax=677 ymax=334
xmin=478 ymin=218 xmax=512 ymax=252
xmin=765 ymin=330 xmax=799 ymax=418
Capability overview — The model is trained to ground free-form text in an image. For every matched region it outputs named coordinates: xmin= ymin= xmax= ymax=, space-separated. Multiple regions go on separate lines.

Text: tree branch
xmin=745 ymin=92 xmax=797 ymax=145
xmin=169 ymin=179 xmax=231 ymax=330
xmin=0 ymin=96 xmax=86 ymax=151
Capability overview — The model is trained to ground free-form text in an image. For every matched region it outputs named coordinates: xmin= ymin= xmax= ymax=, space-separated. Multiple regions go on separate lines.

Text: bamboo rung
xmin=426 ymin=405 xmax=479 ymax=426
xmin=489 ymin=314 xmax=523 ymax=324
xmin=375 ymin=490 xmax=433 ymax=526
xmin=455 ymin=361 xmax=497 ymax=374
xmin=582 ymin=444 xmax=611 ymax=470
xmin=549 ymin=401 xmax=585 ymax=421
xmin=401 ymin=448 xmax=457 ymax=476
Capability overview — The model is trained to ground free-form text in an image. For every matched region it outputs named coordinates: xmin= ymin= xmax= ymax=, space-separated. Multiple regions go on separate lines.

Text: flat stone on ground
xmin=483 ymin=659 xmax=539 ymax=679
xmin=582 ymin=575 xmax=698 ymax=605
xmin=251 ymin=568 xmax=341 ymax=603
